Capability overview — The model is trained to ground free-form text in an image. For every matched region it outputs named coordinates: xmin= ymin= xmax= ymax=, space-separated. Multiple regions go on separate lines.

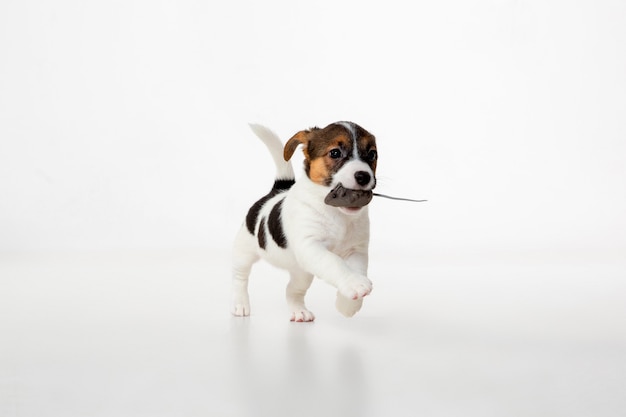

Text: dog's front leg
xmin=294 ymin=241 xmax=372 ymax=301
xmin=335 ymin=251 xmax=369 ymax=317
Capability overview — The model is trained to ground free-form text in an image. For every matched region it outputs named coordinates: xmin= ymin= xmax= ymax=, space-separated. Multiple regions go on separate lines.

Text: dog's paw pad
xmin=336 ymin=293 xmax=363 ymax=317
xmin=290 ymin=309 xmax=315 ymax=322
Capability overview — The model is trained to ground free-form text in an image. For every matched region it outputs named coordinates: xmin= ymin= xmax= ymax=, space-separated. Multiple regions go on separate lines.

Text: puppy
xmin=231 ymin=122 xmax=378 ymax=321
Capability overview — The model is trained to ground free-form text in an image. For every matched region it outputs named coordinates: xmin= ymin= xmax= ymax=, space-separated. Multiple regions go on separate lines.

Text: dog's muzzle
xmin=324 ymin=183 xmax=373 ymax=208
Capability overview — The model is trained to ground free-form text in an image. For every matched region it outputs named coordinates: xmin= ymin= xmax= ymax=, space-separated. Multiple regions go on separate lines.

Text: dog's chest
xmin=319 ymin=213 xmax=366 ymax=254
xmin=287 ymin=203 xmax=370 ymax=261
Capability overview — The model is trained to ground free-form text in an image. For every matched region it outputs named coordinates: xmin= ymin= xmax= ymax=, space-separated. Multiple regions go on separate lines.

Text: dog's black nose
xmin=354 ymin=171 xmax=371 ymax=186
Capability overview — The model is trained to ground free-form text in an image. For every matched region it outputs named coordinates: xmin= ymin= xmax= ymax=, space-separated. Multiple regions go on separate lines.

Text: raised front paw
xmin=336 ymin=292 xmax=364 ymax=317
xmin=338 ymin=275 xmax=373 ymax=300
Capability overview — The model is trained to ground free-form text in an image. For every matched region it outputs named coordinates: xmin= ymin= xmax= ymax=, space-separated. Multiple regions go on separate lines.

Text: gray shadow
xmin=229 ymin=318 xmax=369 ymax=417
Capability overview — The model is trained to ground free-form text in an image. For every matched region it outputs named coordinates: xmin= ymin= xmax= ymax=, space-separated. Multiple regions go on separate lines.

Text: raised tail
xmin=248 ymin=124 xmax=295 ymax=182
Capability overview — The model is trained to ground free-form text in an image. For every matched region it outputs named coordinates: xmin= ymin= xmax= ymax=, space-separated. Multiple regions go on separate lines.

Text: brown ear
xmin=284 ymin=130 xmax=310 ymax=161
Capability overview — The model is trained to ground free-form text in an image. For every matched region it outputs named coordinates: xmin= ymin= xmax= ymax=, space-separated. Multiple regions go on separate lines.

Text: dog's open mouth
xmin=324 ymin=183 xmax=373 ymax=209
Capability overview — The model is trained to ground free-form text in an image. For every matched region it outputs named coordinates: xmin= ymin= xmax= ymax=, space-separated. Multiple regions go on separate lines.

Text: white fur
xmin=231 ymin=124 xmax=374 ymax=321
xmin=248 ymin=124 xmax=295 ymax=180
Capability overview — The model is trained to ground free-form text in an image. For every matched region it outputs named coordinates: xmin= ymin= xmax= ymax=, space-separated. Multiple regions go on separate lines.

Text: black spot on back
xmin=245 ymin=179 xmax=295 ymax=234
xmin=257 ymin=218 xmax=267 ymax=249
xmin=273 ymin=179 xmax=296 ymax=191
xmin=268 ymin=199 xmax=287 ymax=248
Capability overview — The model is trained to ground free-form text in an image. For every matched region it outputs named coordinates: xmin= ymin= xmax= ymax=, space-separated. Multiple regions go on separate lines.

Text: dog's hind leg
xmin=286 ymin=270 xmax=315 ymax=322
xmin=231 ymin=227 xmax=259 ymax=317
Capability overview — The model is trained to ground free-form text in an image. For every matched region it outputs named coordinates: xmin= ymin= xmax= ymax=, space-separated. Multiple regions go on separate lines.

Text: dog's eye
xmin=329 ymin=148 xmax=342 ymax=159
xmin=367 ymin=150 xmax=377 ymax=161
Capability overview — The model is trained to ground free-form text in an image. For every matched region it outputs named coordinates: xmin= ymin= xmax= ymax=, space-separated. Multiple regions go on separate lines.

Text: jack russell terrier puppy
xmin=231 ymin=121 xmax=378 ymax=321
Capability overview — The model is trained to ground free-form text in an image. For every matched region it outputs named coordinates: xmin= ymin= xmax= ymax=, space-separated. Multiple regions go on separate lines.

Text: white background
xmin=1 ymin=0 xmax=625 ymax=257
xmin=1 ymin=1 xmax=626 ymax=416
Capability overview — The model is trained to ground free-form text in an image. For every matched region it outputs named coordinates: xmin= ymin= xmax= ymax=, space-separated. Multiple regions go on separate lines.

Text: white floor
xmin=1 ymin=250 xmax=625 ymax=417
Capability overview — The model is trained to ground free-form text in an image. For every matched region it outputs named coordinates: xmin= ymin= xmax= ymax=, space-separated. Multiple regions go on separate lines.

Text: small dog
xmin=231 ymin=122 xmax=378 ymax=321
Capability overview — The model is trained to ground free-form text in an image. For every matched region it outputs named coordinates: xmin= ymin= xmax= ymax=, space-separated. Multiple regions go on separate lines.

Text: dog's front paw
xmin=336 ymin=292 xmax=364 ymax=317
xmin=232 ymin=293 xmax=250 ymax=317
xmin=338 ymin=275 xmax=372 ymax=300
xmin=290 ymin=309 xmax=315 ymax=322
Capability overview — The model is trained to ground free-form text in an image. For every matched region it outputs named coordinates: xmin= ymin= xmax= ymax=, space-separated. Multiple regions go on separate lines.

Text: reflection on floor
xmin=1 ymin=251 xmax=625 ymax=417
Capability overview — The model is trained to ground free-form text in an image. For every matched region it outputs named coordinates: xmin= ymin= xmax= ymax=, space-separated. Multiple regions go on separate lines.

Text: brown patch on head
xmin=305 ymin=127 xmax=353 ymax=186
xmin=308 ymin=158 xmax=330 ymax=185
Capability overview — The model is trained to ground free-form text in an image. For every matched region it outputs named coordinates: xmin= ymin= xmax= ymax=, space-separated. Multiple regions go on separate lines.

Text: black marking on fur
xmin=273 ymin=179 xmax=295 ymax=190
xmin=257 ymin=218 xmax=267 ymax=249
xmin=268 ymin=198 xmax=288 ymax=248
xmin=245 ymin=180 xmax=295 ymax=235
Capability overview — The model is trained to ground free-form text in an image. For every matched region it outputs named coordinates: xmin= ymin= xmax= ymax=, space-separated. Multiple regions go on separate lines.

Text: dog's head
xmin=284 ymin=121 xmax=377 ymax=214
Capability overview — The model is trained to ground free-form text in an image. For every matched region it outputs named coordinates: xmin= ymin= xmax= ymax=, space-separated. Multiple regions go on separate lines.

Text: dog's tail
xmin=248 ymin=124 xmax=295 ymax=183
